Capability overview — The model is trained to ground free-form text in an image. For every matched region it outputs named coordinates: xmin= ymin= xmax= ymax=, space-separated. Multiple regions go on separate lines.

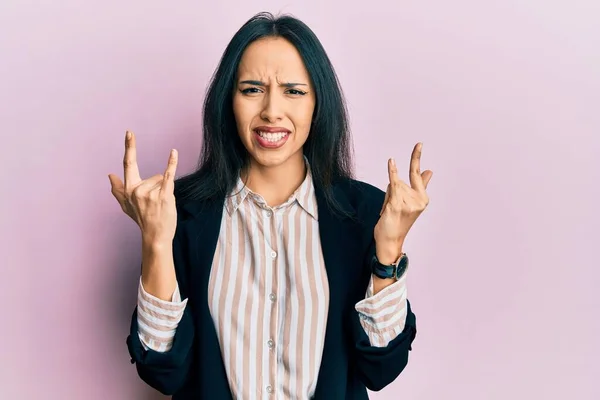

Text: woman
xmin=108 ymin=11 xmax=432 ymax=400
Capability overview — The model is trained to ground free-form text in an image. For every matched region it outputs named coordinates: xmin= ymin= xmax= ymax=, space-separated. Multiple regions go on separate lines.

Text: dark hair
xmin=175 ymin=12 xmax=354 ymax=213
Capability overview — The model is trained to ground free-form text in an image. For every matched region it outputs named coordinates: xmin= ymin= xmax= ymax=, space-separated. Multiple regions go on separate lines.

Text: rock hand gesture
xmin=374 ymin=143 xmax=433 ymax=264
xmin=108 ymin=130 xmax=179 ymax=245
xmin=108 ymin=130 xmax=179 ymax=300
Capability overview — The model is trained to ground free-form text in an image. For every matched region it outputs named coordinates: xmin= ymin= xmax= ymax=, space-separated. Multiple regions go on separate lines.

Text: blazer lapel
xmin=181 ymin=197 xmax=224 ymax=304
xmin=180 ymin=196 xmax=233 ymax=398
xmin=313 ymin=183 xmax=359 ymax=397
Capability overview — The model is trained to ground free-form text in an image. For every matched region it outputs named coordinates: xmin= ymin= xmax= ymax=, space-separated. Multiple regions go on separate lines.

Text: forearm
xmin=141 ymin=238 xmax=177 ymax=301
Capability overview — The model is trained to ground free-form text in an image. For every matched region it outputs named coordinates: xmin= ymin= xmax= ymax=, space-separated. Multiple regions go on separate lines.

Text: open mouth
xmin=257 ymin=131 xmax=288 ymax=142
xmin=253 ymin=128 xmax=291 ymax=149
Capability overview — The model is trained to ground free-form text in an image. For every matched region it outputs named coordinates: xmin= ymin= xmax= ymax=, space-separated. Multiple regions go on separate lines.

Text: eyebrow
xmin=239 ymin=80 xmax=308 ymax=87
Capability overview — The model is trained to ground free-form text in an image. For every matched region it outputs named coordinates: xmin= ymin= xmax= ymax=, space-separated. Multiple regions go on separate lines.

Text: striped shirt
xmin=137 ymin=162 xmax=409 ymax=399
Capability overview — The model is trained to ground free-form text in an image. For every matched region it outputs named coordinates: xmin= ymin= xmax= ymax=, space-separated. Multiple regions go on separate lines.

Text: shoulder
xmin=330 ymin=178 xmax=385 ymax=225
xmin=334 ymin=177 xmax=386 ymax=209
xmin=173 ymin=175 xmax=226 ymax=223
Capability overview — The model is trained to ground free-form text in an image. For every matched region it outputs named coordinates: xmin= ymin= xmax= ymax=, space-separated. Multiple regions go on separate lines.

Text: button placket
xmin=268 ymin=211 xmax=279 ymax=397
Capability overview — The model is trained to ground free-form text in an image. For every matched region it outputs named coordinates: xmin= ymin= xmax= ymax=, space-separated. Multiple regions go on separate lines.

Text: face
xmin=233 ymin=37 xmax=316 ymax=169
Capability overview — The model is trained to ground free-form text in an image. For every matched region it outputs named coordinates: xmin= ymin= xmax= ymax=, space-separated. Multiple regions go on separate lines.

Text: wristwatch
xmin=371 ymin=253 xmax=409 ymax=280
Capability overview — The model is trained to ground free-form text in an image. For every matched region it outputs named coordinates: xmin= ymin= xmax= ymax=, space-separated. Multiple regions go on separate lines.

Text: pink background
xmin=1 ymin=0 xmax=598 ymax=399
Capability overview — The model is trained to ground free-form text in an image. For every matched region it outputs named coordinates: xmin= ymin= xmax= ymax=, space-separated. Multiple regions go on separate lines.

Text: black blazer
xmin=126 ymin=178 xmax=417 ymax=399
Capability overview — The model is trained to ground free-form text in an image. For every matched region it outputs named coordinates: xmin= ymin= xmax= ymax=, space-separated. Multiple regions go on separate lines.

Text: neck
xmin=242 ymin=152 xmax=306 ymax=207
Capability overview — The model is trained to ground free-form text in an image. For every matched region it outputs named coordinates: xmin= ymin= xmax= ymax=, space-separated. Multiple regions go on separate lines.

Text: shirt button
xmin=269 ymin=293 xmax=276 ymax=302
xmin=266 ymin=210 xmax=272 ymax=217
xmin=266 ymin=385 xmax=273 ymax=394
xmin=267 ymin=339 xmax=274 ymax=349
xmin=270 ymin=251 xmax=276 ymax=259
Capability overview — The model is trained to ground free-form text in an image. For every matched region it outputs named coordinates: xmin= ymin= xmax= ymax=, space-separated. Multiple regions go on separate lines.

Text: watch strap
xmin=371 ymin=253 xmax=409 ymax=280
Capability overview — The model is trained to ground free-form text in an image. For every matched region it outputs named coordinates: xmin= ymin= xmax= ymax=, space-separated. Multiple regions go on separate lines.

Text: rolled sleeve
xmin=137 ymin=277 xmax=188 ymax=352
xmin=354 ymin=273 xmax=408 ymax=347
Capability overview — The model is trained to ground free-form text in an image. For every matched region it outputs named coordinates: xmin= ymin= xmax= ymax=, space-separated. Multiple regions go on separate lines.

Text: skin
xmin=373 ymin=144 xmax=433 ymax=293
xmin=107 ymin=37 xmax=433 ymax=300
xmin=108 ymin=131 xmax=179 ymax=300
xmin=233 ymin=37 xmax=316 ymax=207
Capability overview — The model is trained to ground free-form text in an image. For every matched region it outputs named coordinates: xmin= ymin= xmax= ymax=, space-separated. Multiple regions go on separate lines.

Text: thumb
xmin=379 ymin=184 xmax=391 ymax=216
xmin=108 ymin=174 xmax=123 ymax=191
xmin=421 ymin=170 xmax=433 ymax=189
xmin=108 ymin=174 xmax=126 ymax=205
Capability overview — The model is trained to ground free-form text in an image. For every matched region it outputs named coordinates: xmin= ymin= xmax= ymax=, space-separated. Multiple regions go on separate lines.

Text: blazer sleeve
xmin=351 ymin=184 xmax=417 ymax=391
xmin=352 ymin=296 xmax=417 ymax=391
xmin=125 ymin=220 xmax=195 ymax=396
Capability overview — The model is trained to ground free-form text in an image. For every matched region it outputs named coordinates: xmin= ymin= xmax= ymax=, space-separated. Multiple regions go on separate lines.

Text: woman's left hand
xmin=373 ymin=142 xmax=433 ymax=263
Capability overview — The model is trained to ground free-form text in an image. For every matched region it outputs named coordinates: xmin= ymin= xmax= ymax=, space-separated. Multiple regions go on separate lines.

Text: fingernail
xmin=390 ymin=158 xmax=396 ymax=166
xmin=126 ymin=130 xmax=131 ymax=140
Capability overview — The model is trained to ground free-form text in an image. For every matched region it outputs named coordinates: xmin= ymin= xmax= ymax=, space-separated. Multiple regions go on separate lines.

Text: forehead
xmin=237 ymin=37 xmax=310 ymax=80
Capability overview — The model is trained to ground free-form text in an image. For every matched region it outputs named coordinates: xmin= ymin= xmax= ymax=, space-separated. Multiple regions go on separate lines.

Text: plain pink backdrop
xmin=1 ymin=0 xmax=598 ymax=399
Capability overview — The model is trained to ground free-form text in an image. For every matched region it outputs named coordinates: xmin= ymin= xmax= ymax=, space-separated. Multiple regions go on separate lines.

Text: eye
xmin=286 ymin=89 xmax=307 ymax=96
xmin=240 ymin=87 xmax=262 ymax=94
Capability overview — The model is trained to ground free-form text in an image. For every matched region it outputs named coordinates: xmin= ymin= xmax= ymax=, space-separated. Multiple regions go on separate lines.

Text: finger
xmin=387 ymin=158 xmax=400 ymax=196
xmin=132 ymin=174 xmax=163 ymax=200
xmin=123 ymin=130 xmax=142 ymax=190
xmin=388 ymin=158 xmax=412 ymax=208
xmin=395 ymin=180 xmax=413 ymax=205
xmin=409 ymin=142 xmax=426 ymax=193
xmin=379 ymin=184 xmax=390 ymax=215
xmin=161 ymin=149 xmax=178 ymax=195
xmin=422 ymin=170 xmax=433 ymax=189
xmin=135 ymin=174 xmax=164 ymax=192
xmin=108 ymin=174 xmax=126 ymax=205
xmin=140 ymin=177 xmax=164 ymax=202
xmin=149 ymin=179 xmax=164 ymax=200
xmin=108 ymin=173 xmax=123 ymax=191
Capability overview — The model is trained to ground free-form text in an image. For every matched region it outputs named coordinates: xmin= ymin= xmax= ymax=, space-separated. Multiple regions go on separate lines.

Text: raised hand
xmin=374 ymin=142 xmax=433 ymax=262
xmin=108 ymin=130 xmax=179 ymax=246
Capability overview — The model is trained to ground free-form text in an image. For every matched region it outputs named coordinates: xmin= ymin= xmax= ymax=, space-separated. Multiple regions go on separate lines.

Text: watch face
xmin=395 ymin=254 xmax=409 ymax=279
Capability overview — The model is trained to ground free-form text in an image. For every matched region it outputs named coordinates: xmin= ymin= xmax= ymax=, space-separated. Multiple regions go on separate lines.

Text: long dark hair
xmin=175 ymin=12 xmax=354 ymax=212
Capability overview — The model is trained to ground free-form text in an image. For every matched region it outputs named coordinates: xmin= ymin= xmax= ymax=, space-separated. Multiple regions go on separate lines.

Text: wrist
xmin=142 ymin=236 xmax=173 ymax=252
xmin=375 ymin=240 xmax=404 ymax=265
xmin=140 ymin=238 xmax=176 ymax=301
xmin=371 ymin=247 xmax=408 ymax=294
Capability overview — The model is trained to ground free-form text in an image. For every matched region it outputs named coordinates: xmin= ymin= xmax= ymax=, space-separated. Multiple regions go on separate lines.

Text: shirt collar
xmin=225 ymin=156 xmax=318 ymax=220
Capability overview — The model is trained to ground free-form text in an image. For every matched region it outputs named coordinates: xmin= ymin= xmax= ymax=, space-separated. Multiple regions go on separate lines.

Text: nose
xmin=260 ymin=92 xmax=284 ymax=123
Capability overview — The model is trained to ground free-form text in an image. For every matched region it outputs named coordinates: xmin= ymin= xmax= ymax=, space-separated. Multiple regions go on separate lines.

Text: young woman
xmin=108 ymin=11 xmax=432 ymax=400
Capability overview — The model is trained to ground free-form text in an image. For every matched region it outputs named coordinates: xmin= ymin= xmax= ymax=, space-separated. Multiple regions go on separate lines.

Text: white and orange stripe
xmin=137 ymin=279 xmax=187 ymax=352
xmin=137 ymin=161 xmax=409 ymax=399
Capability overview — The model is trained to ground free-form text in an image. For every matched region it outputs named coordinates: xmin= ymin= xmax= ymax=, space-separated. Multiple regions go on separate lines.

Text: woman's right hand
xmin=108 ymin=130 xmax=179 ymax=246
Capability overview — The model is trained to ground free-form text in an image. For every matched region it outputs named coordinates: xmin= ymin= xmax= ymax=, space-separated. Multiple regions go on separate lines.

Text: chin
xmin=251 ymin=151 xmax=292 ymax=168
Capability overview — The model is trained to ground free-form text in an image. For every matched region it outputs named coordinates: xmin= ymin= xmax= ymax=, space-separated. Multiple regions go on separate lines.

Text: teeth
xmin=258 ymin=131 xmax=288 ymax=142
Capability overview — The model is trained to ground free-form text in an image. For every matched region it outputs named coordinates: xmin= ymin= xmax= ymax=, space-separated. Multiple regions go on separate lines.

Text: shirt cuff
xmin=137 ymin=277 xmax=188 ymax=352
xmin=354 ymin=273 xmax=408 ymax=347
